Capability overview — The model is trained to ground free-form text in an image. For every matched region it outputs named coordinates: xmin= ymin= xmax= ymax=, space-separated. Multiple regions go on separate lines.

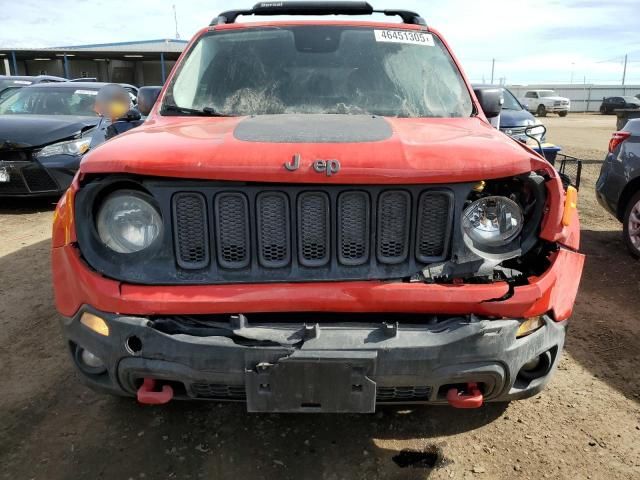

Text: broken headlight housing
xmin=462 ymin=196 xmax=524 ymax=248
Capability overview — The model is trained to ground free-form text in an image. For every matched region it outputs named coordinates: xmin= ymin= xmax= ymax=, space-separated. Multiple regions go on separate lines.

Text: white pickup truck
xmin=520 ymin=89 xmax=570 ymax=117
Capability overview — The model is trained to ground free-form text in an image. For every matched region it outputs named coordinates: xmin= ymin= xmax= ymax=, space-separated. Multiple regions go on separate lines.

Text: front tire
xmin=623 ymin=191 xmax=640 ymax=258
xmin=558 ymin=111 xmax=568 ymax=117
xmin=536 ymin=104 xmax=547 ymax=117
xmin=600 ymin=106 xmax=606 ymax=114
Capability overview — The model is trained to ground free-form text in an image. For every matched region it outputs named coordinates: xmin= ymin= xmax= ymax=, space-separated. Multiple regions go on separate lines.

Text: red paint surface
xmin=52 ymin=243 xmax=584 ymax=321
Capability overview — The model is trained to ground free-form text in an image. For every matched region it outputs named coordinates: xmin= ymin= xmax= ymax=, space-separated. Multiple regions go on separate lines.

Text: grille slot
xmin=297 ymin=191 xmax=330 ymax=267
xmin=416 ymin=191 xmax=452 ymax=262
xmin=337 ymin=191 xmax=370 ymax=266
xmin=377 ymin=190 xmax=411 ymax=264
xmin=214 ymin=193 xmax=250 ymax=269
xmin=376 ymin=385 xmax=432 ymax=402
xmin=173 ymin=193 xmax=209 ymax=269
xmin=191 ymin=383 xmax=246 ymax=400
xmin=257 ymin=192 xmax=291 ymax=268
xmin=21 ymin=166 xmax=58 ymax=192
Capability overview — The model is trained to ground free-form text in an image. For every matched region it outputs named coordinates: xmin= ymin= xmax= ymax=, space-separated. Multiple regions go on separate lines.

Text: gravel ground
xmin=0 ymin=114 xmax=638 ymax=480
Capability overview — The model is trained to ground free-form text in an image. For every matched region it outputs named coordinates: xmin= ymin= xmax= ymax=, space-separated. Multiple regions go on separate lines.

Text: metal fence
xmin=507 ymin=84 xmax=640 ymax=112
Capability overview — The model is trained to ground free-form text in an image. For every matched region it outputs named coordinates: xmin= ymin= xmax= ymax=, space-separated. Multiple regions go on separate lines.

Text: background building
xmin=0 ymin=39 xmax=188 ymax=86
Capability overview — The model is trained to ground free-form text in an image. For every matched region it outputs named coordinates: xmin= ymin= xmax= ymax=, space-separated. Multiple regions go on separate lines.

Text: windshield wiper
xmin=161 ymin=104 xmax=233 ymax=117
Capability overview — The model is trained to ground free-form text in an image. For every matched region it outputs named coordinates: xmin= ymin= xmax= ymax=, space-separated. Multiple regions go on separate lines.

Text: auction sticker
xmin=74 ymin=89 xmax=98 ymax=95
xmin=374 ymin=30 xmax=434 ymax=46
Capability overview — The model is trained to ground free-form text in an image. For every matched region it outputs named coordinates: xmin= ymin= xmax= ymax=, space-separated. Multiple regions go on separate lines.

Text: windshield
xmin=0 ymin=87 xmax=99 ymax=116
xmin=538 ymin=90 xmax=556 ymax=98
xmin=501 ymin=88 xmax=522 ymax=110
xmin=164 ymin=26 xmax=473 ymax=118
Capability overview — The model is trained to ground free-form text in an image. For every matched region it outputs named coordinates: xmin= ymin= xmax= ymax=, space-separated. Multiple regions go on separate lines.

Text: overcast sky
xmin=1 ymin=0 xmax=639 ymax=85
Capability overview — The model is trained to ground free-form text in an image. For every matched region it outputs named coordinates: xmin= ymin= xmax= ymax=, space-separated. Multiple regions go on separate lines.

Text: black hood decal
xmin=0 ymin=114 xmax=100 ymax=149
xmin=234 ymin=114 xmax=393 ymax=143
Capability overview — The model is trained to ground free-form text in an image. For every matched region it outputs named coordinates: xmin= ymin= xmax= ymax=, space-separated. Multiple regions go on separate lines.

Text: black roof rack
xmin=211 ymin=1 xmax=426 ymax=27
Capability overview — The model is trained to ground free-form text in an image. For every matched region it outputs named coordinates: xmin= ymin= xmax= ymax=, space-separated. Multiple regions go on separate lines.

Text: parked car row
xmin=0 ymin=81 xmax=152 ymax=198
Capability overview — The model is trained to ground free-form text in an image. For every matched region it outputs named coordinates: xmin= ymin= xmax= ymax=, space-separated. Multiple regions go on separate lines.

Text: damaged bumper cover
xmin=53 ymin=246 xmax=584 ymax=321
xmin=62 ymin=308 xmax=566 ymax=411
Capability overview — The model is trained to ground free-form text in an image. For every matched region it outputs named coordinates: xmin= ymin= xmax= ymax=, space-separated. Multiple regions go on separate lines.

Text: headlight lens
xmin=96 ymin=192 xmax=162 ymax=253
xmin=462 ymin=196 xmax=523 ymax=247
xmin=36 ymin=137 xmax=91 ymax=158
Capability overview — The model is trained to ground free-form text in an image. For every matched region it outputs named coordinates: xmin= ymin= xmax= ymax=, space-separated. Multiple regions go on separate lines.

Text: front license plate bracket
xmin=245 ymin=351 xmax=377 ymax=413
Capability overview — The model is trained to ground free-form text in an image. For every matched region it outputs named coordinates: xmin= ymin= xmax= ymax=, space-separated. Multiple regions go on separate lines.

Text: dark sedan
xmin=596 ymin=118 xmax=640 ymax=257
xmin=599 ymin=96 xmax=640 ymax=114
xmin=0 ymin=82 xmax=113 ymax=197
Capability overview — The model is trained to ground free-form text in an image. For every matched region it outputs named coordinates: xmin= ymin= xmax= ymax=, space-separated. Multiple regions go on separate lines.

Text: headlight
xmin=36 ymin=137 xmax=91 ymax=158
xmin=462 ymin=196 xmax=523 ymax=248
xmin=96 ymin=191 xmax=162 ymax=253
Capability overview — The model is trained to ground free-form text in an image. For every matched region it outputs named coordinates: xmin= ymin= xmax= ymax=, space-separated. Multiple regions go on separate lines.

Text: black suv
xmin=599 ymin=96 xmax=640 ymax=114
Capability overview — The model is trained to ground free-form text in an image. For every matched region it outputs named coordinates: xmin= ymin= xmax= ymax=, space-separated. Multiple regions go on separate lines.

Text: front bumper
xmin=61 ymin=308 xmax=566 ymax=411
xmin=546 ymin=105 xmax=570 ymax=113
xmin=0 ymin=155 xmax=78 ymax=197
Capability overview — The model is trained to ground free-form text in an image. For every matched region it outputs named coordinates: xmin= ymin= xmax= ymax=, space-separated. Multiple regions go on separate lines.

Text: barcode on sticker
xmin=74 ymin=89 xmax=98 ymax=95
xmin=374 ymin=30 xmax=434 ymax=46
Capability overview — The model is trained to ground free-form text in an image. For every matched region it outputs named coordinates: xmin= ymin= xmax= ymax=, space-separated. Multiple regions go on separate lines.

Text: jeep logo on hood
xmin=284 ymin=154 xmax=340 ymax=176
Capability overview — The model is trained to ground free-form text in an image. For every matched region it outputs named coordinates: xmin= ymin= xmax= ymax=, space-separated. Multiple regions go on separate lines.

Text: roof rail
xmin=211 ymin=1 xmax=426 ymax=27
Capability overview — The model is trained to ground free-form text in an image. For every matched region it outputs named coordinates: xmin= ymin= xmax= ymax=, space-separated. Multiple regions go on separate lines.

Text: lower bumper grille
xmin=191 ymin=383 xmax=432 ymax=402
xmin=0 ymin=162 xmax=59 ymax=194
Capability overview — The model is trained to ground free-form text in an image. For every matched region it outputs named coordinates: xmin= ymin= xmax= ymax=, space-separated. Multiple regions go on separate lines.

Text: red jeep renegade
xmin=52 ymin=1 xmax=585 ymax=412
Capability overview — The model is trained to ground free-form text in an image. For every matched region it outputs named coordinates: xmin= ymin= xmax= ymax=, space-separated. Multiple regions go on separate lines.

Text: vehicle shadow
xmin=564 ymin=228 xmax=640 ymax=404
xmin=0 ymin=196 xmax=58 ymax=214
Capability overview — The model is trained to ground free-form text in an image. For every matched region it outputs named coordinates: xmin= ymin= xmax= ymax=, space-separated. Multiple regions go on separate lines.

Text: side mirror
xmin=474 ymin=88 xmax=503 ymax=118
xmin=137 ymin=86 xmax=162 ymax=116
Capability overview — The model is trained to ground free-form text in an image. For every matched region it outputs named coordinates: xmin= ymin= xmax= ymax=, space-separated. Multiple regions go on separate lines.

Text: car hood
xmin=0 ymin=114 xmax=99 ymax=149
xmin=543 ymin=96 xmax=569 ymax=102
xmin=80 ymin=114 xmax=540 ymax=184
xmin=499 ymin=109 xmax=536 ymax=128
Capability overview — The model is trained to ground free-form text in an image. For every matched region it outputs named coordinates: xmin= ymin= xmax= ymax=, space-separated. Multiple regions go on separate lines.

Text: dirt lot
xmin=1 ymin=114 xmax=639 ymax=480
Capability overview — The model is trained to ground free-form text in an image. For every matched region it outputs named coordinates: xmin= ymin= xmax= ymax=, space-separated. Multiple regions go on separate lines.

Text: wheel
xmin=536 ymin=104 xmax=547 ymax=117
xmin=623 ymin=191 xmax=640 ymax=258
xmin=600 ymin=106 xmax=606 ymax=114
xmin=558 ymin=111 xmax=568 ymax=117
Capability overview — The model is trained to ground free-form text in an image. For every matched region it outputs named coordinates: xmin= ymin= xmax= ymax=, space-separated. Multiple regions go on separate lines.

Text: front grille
xmin=338 ymin=191 xmax=370 ymax=265
xmin=377 ymin=190 xmax=411 ymax=264
xmin=21 ymin=166 xmax=58 ymax=192
xmin=257 ymin=192 xmax=290 ymax=268
xmin=0 ymin=160 xmax=58 ymax=195
xmin=298 ymin=192 xmax=330 ymax=266
xmin=416 ymin=192 xmax=451 ymax=261
xmin=173 ymin=193 xmax=209 ymax=269
xmin=376 ymin=385 xmax=432 ymax=402
xmin=215 ymin=193 xmax=250 ymax=269
xmin=169 ymin=185 xmax=454 ymax=281
xmin=192 ymin=383 xmax=246 ymax=400
xmin=190 ymin=382 xmax=432 ymax=402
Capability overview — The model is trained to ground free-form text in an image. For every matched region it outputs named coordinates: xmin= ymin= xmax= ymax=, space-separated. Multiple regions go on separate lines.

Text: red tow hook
xmin=137 ymin=378 xmax=174 ymax=405
xmin=446 ymin=382 xmax=484 ymax=409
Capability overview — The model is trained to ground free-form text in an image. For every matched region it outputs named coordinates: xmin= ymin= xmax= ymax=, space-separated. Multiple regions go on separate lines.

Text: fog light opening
xmin=126 ymin=335 xmax=143 ymax=355
xmin=80 ymin=312 xmax=110 ymax=336
xmin=517 ymin=350 xmax=552 ymax=382
xmin=73 ymin=345 xmax=107 ymax=375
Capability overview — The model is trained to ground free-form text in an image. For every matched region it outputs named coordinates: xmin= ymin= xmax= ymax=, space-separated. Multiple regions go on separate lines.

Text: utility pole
xmin=173 ymin=4 xmax=180 ymax=40
xmin=490 ymin=58 xmax=495 ymax=84
xmin=622 ymin=54 xmax=627 ymax=86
